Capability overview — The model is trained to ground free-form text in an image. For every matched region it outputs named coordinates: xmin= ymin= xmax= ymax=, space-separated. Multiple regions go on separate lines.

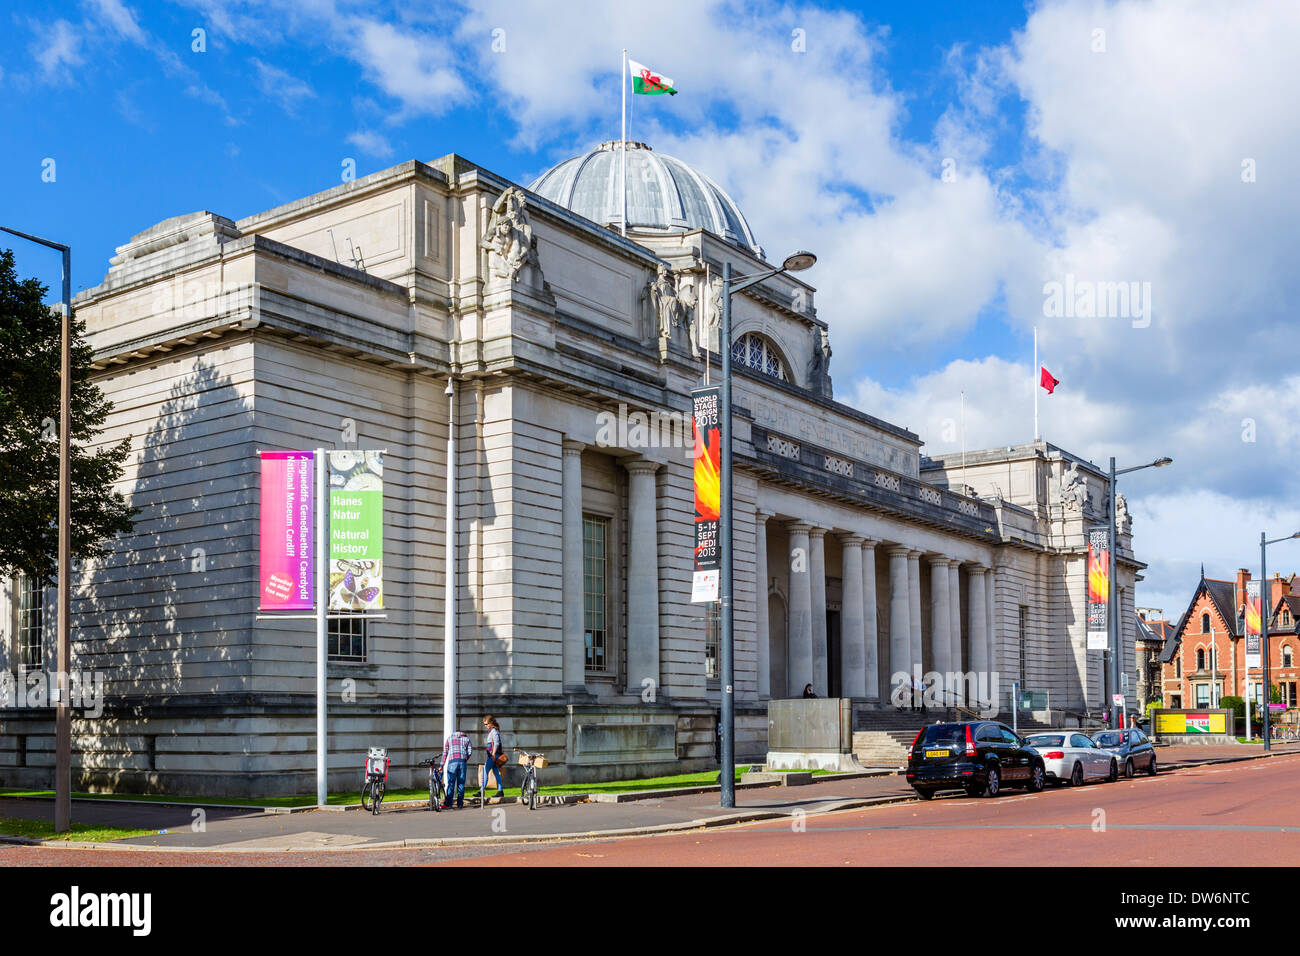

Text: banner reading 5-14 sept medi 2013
xmin=258 ymin=451 xmax=315 ymax=611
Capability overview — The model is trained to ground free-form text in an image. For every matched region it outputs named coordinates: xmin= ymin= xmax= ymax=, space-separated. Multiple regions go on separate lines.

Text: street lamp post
xmin=1 ymin=225 xmax=73 ymax=833
xmin=1107 ymin=455 xmax=1172 ymax=730
xmin=719 ymin=251 xmax=816 ymax=809
xmin=1259 ymin=530 xmax=1300 ymax=751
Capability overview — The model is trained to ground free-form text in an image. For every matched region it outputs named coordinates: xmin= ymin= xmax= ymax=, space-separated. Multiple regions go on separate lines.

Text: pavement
xmin=1 ymin=741 xmax=1295 ymax=858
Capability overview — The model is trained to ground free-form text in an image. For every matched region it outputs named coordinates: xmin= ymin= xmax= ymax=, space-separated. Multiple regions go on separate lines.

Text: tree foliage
xmin=0 ymin=248 xmax=136 ymax=580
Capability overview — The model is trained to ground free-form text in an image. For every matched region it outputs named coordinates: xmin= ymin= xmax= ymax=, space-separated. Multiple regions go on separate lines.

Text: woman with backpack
xmin=479 ymin=714 xmax=506 ymax=802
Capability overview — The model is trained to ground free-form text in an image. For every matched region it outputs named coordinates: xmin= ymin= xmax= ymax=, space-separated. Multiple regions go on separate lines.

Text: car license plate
xmin=925 ymin=749 xmax=950 ymax=758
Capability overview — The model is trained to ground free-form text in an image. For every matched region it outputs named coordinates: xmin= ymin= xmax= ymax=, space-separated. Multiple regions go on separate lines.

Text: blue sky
xmin=4 ymin=0 xmax=1300 ymax=614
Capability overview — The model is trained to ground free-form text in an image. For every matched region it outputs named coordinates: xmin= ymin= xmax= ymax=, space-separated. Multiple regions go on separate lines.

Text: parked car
xmin=905 ymin=721 xmax=1046 ymax=799
xmin=1092 ymin=728 xmax=1158 ymax=777
xmin=1023 ymin=731 xmax=1118 ymax=786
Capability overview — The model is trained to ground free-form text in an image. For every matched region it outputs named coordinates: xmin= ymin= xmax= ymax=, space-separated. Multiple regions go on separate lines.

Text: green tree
xmin=0 ymin=248 xmax=136 ymax=580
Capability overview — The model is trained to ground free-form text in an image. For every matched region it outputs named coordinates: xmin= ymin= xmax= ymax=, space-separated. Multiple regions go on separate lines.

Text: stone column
xmin=928 ymin=556 xmax=952 ymax=706
xmin=985 ymin=567 xmax=998 ymax=680
xmin=908 ymin=550 xmax=923 ymax=698
xmin=561 ymin=440 xmax=586 ymax=692
xmin=809 ymin=527 xmax=828 ymax=697
xmin=887 ymin=545 xmax=911 ymax=705
xmin=862 ymin=538 xmax=880 ymax=702
xmin=754 ymin=510 xmax=771 ymax=700
xmin=968 ymin=565 xmax=989 ymax=711
xmin=947 ymin=558 xmax=963 ymax=705
xmin=625 ymin=460 xmax=660 ymax=695
xmin=787 ymin=523 xmax=814 ymax=696
xmin=839 ymin=535 xmax=866 ymax=699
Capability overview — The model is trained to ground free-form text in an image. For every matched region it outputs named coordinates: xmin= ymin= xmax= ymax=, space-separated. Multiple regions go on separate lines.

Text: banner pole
xmin=316 ymin=448 xmax=327 ymax=806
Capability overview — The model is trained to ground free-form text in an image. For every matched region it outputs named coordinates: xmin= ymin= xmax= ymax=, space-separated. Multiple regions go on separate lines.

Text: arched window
xmin=731 ymin=333 xmax=787 ymax=382
xmin=1201 ymin=613 xmax=1211 ymax=633
xmin=1196 ymin=648 xmax=1206 ymax=670
xmin=1284 ymin=646 xmax=1294 ymax=669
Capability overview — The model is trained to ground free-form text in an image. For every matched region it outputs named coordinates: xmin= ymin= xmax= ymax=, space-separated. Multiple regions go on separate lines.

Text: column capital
xmin=787 ymin=521 xmax=813 ymax=536
xmin=562 ymin=438 xmax=585 ymax=456
xmin=808 ymin=526 xmax=828 ymax=541
xmin=926 ymin=552 xmax=951 ymax=568
xmin=906 ymin=548 xmax=923 ymax=561
xmin=623 ymin=458 xmax=661 ymax=476
xmin=860 ymin=535 xmax=881 ymax=550
xmin=839 ymin=533 xmax=866 ymax=548
xmin=755 ymin=508 xmax=773 ymax=526
xmin=967 ymin=563 xmax=990 ymax=577
xmin=946 ymin=557 xmax=963 ymax=570
xmin=885 ymin=543 xmax=912 ymax=557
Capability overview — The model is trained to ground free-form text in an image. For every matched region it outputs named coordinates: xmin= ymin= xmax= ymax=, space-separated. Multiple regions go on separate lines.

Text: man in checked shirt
xmin=441 ymin=728 xmax=473 ymax=809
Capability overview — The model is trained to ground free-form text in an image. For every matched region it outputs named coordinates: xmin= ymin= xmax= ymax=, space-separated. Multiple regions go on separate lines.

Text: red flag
xmin=1040 ymin=366 xmax=1059 ymax=394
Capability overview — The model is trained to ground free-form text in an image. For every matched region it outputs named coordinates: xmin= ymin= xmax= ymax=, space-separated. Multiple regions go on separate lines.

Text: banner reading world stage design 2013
xmin=1245 ymin=580 xmax=1262 ymax=668
xmin=259 ymin=451 xmax=314 ymax=611
xmin=328 ymin=451 xmax=384 ymax=612
xmin=1086 ymin=529 xmax=1110 ymax=651
xmin=691 ymin=387 xmax=721 ymax=604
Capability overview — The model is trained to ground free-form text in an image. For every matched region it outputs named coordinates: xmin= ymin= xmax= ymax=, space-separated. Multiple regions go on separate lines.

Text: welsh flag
xmin=630 ymin=59 xmax=676 ymax=95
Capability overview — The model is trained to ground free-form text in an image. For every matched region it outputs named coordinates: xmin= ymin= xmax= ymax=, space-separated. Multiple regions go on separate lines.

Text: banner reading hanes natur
xmin=691 ymin=387 xmax=721 ymax=603
xmin=1086 ymin=529 xmax=1110 ymax=650
xmin=258 ymin=451 xmax=315 ymax=611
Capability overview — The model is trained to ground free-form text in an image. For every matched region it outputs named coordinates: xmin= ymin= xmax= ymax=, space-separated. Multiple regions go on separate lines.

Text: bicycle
xmin=360 ymin=747 xmax=389 ymax=815
xmin=517 ymin=751 xmax=547 ymax=811
xmin=416 ymin=755 xmax=446 ymax=812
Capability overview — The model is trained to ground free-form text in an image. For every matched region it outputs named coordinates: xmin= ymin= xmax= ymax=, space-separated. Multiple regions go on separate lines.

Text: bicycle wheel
xmin=372 ymin=780 xmax=385 ymax=814
xmin=361 ymin=778 xmax=374 ymax=812
xmin=428 ymin=770 xmax=438 ymax=811
xmin=527 ymin=773 xmax=537 ymax=811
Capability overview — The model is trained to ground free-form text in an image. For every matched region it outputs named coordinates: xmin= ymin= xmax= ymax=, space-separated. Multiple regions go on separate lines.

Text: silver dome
xmin=529 ymin=141 xmax=762 ymax=256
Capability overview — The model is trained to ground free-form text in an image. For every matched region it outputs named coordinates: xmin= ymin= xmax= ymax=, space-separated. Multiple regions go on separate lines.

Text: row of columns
xmin=770 ymin=515 xmax=1000 ymax=706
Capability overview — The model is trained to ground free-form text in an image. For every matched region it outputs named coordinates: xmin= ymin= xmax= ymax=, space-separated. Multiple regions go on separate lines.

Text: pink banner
xmin=259 ymin=451 xmax=315 ymax=610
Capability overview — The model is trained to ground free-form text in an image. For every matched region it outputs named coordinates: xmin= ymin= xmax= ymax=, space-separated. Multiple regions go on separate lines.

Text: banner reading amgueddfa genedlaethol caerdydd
xmin=328 ymin=451 xmax=384 ymax=611
xmin=258 ymin=451 xmax=315 ymax=611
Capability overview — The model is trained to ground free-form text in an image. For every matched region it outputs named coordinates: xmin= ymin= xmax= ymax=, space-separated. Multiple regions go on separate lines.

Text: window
xmin=1070 ymin=734 xmax=1093 ymax=749
xmin=1171 ymin=695 xmax=1182 ymax=708
xmin=1287 ymin=682 xmax=1298 ymax=708
xmin=1201 ymin=613 xmax=1211 ymax=633
xmin=1018 ymin=605 xmax=1028 ymax=685
xmin=18 ymin=575 xmax=46 ymax=670
xmin=583 ymin=515 xmax=609 ymax=672
xmin=704 ymin=602 xmax=720 ymax=680
xmin=1196 ymin=648 xmax=1205 ymax=670
xmin=328 ymin=612 xmax=368 ymax=662
xmin=1195 ymin=683 xmax=1209 ymax=708
xmin=730 ymin=333 xmax=787 ymax=382
xmin=1176 ymin=657 xmax=1182 ymax=678
xmin=1284 ymin=646 xmax=1293 ymax=668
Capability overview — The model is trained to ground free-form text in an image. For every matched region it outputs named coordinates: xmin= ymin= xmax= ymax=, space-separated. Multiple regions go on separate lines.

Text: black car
xmin=905 ymin=721 xmax=1047 ymax=799
xmin=1091 ymin=728 xmax=1158 ymax=777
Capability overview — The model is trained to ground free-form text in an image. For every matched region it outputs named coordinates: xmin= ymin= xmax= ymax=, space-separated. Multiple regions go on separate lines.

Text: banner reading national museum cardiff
xmin=259 ymin=451 xmax=315 ymax=611
xmin=1245 ymin=579 xmax=1262 ymax=668
xmin=1086 ymin=529 xmax=1110 ymax=650
xmin=691 ymin=387 xmax=721 ymax=604
xmin=328 ymin=450 xmax=385 ymax=611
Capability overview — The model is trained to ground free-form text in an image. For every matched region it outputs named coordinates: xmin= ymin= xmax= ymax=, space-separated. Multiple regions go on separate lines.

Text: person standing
xmin=441 ymin=728 xmax=473 ymax=809
xmin=479 ymin=715 xmax=505 ymax=801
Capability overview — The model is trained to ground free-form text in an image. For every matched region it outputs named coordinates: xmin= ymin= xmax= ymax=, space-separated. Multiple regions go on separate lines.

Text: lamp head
xmin=1152 ymin=457 xmax=1173 ymax=468
xmin=781 ymin=251 xmax=817 ymax=273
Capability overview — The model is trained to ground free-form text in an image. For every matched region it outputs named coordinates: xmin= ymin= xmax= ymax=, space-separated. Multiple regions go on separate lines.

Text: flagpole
xmin=961 ymin=390 xmax=967 ymax=492
xmin=1034 ymin=325 xmax=1039 ymax=442
xmin=621 ymin=48 xmax=628 ymax=239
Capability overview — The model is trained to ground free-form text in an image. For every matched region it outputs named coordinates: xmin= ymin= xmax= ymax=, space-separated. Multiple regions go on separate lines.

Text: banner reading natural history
xmin=1086 ymin=529 xmax=1110 ymax=650
xmin=259 ymin=451 xmax=315 ymax=611
xmin=691 ymin=387 xmax=720 ymax=604
xmin=328 ymin=451 xmax=384 ymax=611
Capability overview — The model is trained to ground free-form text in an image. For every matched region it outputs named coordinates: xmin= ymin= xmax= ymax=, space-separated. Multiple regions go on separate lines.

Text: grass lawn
xmin=0 ymin=765 xmax=841 ymax=809
xmin=0 ymin=816 xmax=154 ymax=843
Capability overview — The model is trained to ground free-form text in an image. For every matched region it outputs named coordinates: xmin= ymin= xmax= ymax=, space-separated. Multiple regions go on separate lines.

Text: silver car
xmin=1024 ymin=731 xmax=1118 ymax=786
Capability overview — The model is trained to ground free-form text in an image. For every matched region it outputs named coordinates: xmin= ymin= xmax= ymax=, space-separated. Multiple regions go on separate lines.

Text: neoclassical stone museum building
xmin=0 ymin=141 xmax=1143 ymax=795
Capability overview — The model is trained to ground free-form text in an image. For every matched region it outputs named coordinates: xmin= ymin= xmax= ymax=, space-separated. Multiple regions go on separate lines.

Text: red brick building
xmin=1158 ymin=569 xmax=1300 ymax=711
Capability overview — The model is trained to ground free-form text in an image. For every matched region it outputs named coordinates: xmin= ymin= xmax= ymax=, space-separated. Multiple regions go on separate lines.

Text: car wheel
xmin=1147 ymin=755 xmax=1158 ymax=776
xmin=963 ymin=782 xmax=982 ymax=798
xmin=1027 ymin=763 xmax=1045 ymax=793
xmin=913 ymin=787 xmax=935 ymax=800
xmin=983 ymin=764 xmax=1001 ymax=798
xmin=1124 ymin=759 xmax=1134 ymax=778
xmin=1108 ymin=760 xmax=1118 ymax=783
xmin=1070 ymin=762 xmax=1084 ymax=787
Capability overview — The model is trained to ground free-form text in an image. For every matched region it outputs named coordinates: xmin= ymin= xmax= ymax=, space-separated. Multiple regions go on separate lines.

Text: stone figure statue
xmin=1115 ymin=492 xmax=1131 ymax=533
xmin=481 ymin=186 xmax=538 ymax=283
xmin=690 ymin=273 xmax=723 ymax=356
xmin=1060 ymin=462 xmax=1087 ymax=512
xmin=647 ymin=263 xmax=685 ymax=341
xmin=807 ymin=326 xmax=833 ymax=395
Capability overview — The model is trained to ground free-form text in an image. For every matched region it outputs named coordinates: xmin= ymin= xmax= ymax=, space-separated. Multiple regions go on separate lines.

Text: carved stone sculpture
xmin=481 ymin=186 xmax=538 ymax=283
xmin=647 ymin=263 xmax=685 ymax=341
xmin=1116 ymin=492 xmax=1131 ymax=533
xmin=1060 ymin=462 xmax=1087 ymax=512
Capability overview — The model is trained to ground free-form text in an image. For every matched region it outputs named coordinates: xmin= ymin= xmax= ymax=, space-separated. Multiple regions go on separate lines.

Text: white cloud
xmin=251 ymin=57 xmax=316 ymax=114
xmin=346 ymin=129 xmax=395 ymax=158
xmin=29 ymin=19 xmax=85 ymax=81
xmin=351 ymin=19 xmax=469 ymax=119
xmin=89 ymin=0 xmax=147 ymax=44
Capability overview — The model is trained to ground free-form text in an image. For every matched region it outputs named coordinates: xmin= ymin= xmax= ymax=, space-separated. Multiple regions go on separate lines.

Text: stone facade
xmin=0 ymin=148 xmax=1143 ymax=796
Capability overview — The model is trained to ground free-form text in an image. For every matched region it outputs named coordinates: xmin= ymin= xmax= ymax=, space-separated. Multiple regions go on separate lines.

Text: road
xmin=1 ymin=752 xmax=1296 ymax=866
